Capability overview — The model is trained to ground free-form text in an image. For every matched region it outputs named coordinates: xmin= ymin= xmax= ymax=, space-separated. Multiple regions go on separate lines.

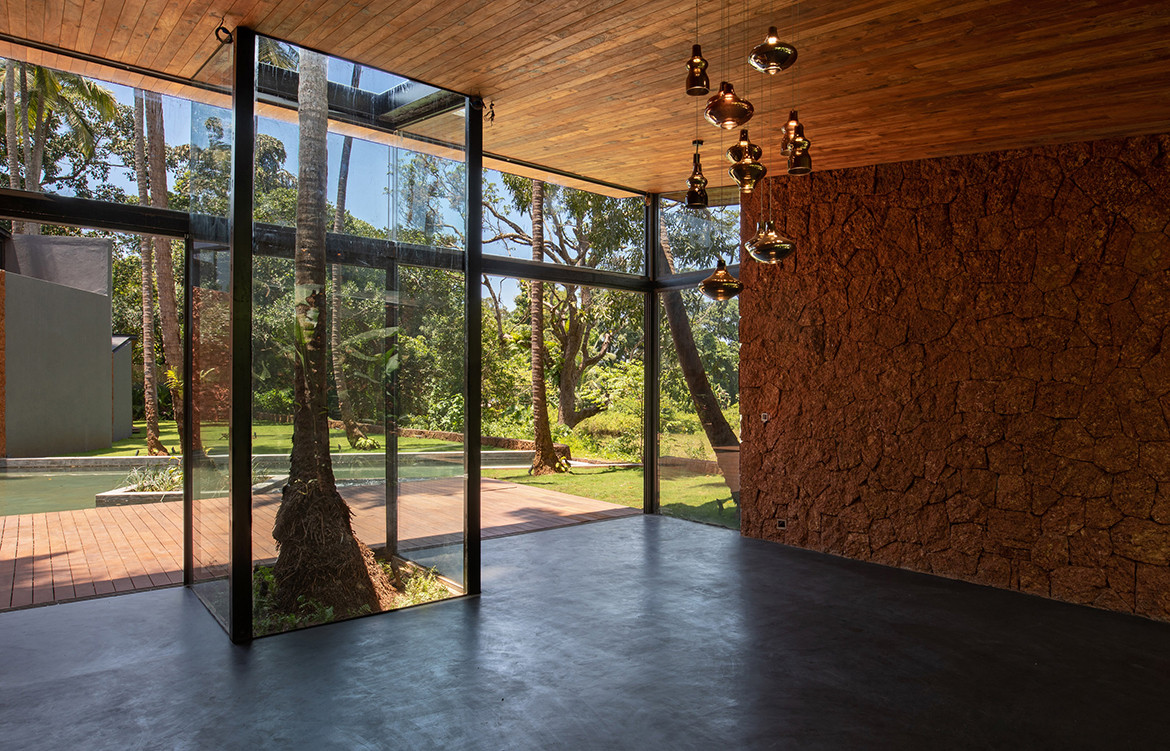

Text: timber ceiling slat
xmin=337 ymin=0 xmax=466 ymax=68
xmin=58 ymin=0 xmax=87 ymax=53
xmin=149 ymin=1 xmax=222 ymax=75
xmin=107 ymin=0 xmax=153 ymax=65
xmin=2 ymin=0 xmax=1169 ymax=194
xmin=89 ymin=0 xmax=129 ymax=61
xmin=4 ymin=1 xmax=29 ymax=41
xmin=73 ymin=0 xmax=107 ymax=64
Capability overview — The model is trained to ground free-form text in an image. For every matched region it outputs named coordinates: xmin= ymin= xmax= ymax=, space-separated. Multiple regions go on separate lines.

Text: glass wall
xmin=246 ymin=37 xmax=467 ymax=635
xmin=189 ymin=100 xmax=233 ymax=625
xmin=482 ymin=172 xmax=646 ymax=275
xmin=657 ymin=199 xmax=741 ymax=529
xmin=0 ymin=55 xmax=193 ymax=613
xmin=480 ymin=272 xmax=644 ymax=517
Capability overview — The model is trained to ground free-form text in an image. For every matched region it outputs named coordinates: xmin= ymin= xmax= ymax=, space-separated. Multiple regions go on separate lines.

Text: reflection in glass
xmin=189 ymin=101 xmax=234 ymax=626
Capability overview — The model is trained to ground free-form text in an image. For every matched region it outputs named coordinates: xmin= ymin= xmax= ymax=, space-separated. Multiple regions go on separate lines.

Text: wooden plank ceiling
xmin=4 ymin=0 xmax=1170 ymax=195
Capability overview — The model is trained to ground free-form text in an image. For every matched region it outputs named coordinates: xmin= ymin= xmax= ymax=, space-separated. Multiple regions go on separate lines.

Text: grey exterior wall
xmin=4 ymin=274 xmax=112 ymax=456
xmin=5 ymin=236 xmax=112 ymax=296
xmin=111 ymin=341 xmax=132 ymax=442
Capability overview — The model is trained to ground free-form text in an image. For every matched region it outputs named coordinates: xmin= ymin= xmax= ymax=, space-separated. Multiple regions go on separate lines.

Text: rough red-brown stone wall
xmin=739 ymin=133 xmax=1170 ymax=621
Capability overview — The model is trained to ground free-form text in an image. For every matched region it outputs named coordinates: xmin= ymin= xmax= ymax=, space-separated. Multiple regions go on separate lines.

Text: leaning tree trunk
xmin=529 ymin=179 xmax=562 ymax=474
xmin=145 ymin=92 xmax=185 ymax=440
xmin=329 ymin=64 xmax=370 ymax=450
xmin=272 ymin=50 xmax=394 ymax=616
xmin=134 ymin=90 xmax=167 ymax=455
xmin=658 ymin=223 xmax=740 ymax=507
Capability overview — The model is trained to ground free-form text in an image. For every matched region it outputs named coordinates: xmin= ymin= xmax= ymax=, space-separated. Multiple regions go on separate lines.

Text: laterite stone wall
xmin=739 ymin=134 xmax=1170 ymax=621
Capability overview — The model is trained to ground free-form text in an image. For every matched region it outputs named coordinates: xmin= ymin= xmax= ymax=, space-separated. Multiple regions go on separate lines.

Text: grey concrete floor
xmin=1 ymin=515 xmax=1168 ymax=750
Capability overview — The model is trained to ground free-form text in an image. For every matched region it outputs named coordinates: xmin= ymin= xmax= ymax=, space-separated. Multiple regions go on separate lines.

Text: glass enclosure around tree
xmin=242 ymin=37 xmax=468 ymax=635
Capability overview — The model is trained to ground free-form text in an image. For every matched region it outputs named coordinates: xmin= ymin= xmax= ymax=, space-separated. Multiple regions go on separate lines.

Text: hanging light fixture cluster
xmin=686 ymin=0 xmax=816 ymax=300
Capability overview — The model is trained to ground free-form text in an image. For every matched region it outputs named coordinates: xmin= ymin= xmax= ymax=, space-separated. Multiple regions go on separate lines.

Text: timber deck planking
xmin=0 ymin=477 xmax=638 ymax=609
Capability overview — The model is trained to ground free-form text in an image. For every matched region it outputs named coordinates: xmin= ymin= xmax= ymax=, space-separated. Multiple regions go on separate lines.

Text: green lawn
xmin=81 ymin=421 xmax=460 ymax=457
xmin=482 ymin=466 xmax=740 ymax=530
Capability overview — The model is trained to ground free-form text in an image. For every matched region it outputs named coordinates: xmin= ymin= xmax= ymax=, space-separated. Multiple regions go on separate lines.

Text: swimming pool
xmin=0 ymin=470 xmax=131 ymax=515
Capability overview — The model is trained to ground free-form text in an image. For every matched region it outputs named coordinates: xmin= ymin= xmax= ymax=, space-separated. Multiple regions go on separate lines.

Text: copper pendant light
xmin=727 ymin=129 xmax=766 ymax=193
xmin=685 ymin=140 xmax=709 ymax=209
xmin=686 ymin=45 xmax=710 ymax=96
xmin=748 ymin=26 xmax=797 ymax=74
xmin=788 ymin=145 xmax=812 ymax=175
xmin=699 ymin=258 xmax=744 ymax=301
xmin=705 ymin=82 xmax=754 ymax=129
xmin=780 ymin=110 xmax=801 ymax=156
xmin=725 ymin=128 xmax=762 ymax=164
xmin=685 ymin=0 xmax=709 ymax=95
xmin=746 ymin=220 xmax=797 ymax=263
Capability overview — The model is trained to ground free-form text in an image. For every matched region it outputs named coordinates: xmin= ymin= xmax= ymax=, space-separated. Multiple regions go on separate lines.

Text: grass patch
xmin=482 ymin=466 xmax=739 ymax=530
xmin=80 ymin=421 xmax=461 ymax=457
xmin=252 ymin=563 xmax=452 ymax=636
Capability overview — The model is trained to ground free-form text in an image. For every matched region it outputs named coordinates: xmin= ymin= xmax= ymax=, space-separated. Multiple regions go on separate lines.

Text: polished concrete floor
xmin=2 ymin=515 xmax=1168 ymax=750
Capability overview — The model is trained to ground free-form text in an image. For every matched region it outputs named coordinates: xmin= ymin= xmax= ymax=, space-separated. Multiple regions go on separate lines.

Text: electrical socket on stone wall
xmin=761 ymin=412 xmax=769 ymax=423
xmin=776 ymin=519 xmax=787 ymax=530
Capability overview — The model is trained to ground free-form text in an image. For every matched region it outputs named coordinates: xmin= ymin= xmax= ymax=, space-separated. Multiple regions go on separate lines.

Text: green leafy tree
xmin=0 ymin=59 xmax=117 ymax=233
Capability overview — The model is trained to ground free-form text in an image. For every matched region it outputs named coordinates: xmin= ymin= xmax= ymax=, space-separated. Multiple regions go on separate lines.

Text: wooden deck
xmin=0 ymin=478 xmax=638 ymax=610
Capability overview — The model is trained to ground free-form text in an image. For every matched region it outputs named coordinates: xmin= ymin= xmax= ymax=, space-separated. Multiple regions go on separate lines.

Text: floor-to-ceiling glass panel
xmin=249 ymin=37 xmax=466 ymax=635
xmin=657 ymin=199 xmax=741 ymax=529
xmin=189 ymin=100 xmax=234 ymax=626
xmin=479 ymin=273 xmax=645 ymax=522
xmin=394 ymin=265 xmax=467 ymax=581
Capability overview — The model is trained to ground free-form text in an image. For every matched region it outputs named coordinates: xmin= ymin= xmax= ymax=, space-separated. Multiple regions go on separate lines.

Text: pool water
xmin=0 ymin=471 xmax=131 ymax=516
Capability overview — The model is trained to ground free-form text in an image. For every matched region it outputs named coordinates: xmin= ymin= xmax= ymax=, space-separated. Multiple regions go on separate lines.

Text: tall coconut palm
xmin=529 ymin=180 xmax=562 ymax=474
xmin=271 ymin=50 xmax=394 ymax=615
xmin=144 ymin=91 xmax=184 ymax=438
xmin=133 ymin=89 xmax=166 ymax=455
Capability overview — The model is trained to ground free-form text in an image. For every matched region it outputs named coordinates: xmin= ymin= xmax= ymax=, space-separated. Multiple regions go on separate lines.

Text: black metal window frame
xmin=0 ymin=31 xmax=739 ymax=641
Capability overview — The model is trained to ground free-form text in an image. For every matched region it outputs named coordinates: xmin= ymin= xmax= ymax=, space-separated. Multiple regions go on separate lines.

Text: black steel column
xmin=182 ymin=234 xmax=194 ymax=585
xmin=228 ymin=26 xmax=256 ymax=643
xmin=464 ymin=97 xmax=483 ymax=596
xmin=643 ymin=195 xmax=660 ymax=515
xmin=384 ymin=262 xmax=399 ymax=559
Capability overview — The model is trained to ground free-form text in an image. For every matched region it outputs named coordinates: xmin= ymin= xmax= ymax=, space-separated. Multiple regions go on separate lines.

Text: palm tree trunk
xmin=658 ymin=223 xmax=740 ymax=506
xmin=134 ymin=90 xmax=166 ymax=455
xmin=19 ymin=65 xmax=40 ymax=235
xmin=529 ymin=180 xmax=562 ymax=474
xmin=272 ymin=50 xmax=392 ymax=616
xmin=4 ymin=63 xmax=23 ymax=234
xmin=145 ymin=92 xmax=184 ymax=440
xmin=329 ymin=64 xmax=370 ymax=450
